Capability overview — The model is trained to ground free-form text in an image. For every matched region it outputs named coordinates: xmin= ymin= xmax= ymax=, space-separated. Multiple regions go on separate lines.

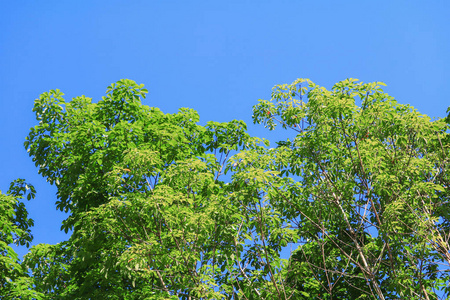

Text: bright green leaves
xmin=26 ymin=79 xmax=210 ymax=232
xmin=67 ymin=165 xmax=234 ymax=297
xmin=32 ymin=89 xmax=65 ymax=124
xmin=253 ymin=79 xmax=310 ymax=131
xmin=1 ymin=179 xmax=36 ymax=248
xmin=0 ymin=180 xmax=43 ymax=299
xmin=250 ymin=78 xmax=450 ymax=299
xmin=24 ymin=79 xmax=267 ymax=299
xmin=205 ymin=119 xmax=251 ymax=153
xmin=21 ymin=77 xmax=450 ymax=299
xmin=22 ymin=242 xmax=71 ymax=298
xmin=97 ymin=79 xmax=148 ymax=129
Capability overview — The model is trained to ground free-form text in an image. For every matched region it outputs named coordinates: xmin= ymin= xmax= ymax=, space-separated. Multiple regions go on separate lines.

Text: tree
xmin=23 ymin=79 xmax=290 ymax=299
xmin=247 ymin=78 xmax=450 ymax=299
xmin=0 ymin=179 xmax=44 ymax=299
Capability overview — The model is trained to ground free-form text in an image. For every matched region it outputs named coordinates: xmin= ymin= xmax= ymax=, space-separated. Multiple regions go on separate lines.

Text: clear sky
xmin=1 ymin=0 xmax=449 ymax=259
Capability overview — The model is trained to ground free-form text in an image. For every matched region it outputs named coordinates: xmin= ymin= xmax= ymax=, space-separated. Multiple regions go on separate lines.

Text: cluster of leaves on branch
xmin=1 ymin=78 xmax=449 ymax=299
xmin=0 ymin=179 xmax=44 ymax=299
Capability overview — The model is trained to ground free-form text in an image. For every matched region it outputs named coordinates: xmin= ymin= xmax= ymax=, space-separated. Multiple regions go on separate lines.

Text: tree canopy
xmin=1 ymin=78 xmax=449 ymax=299
xmin=251 ymin=78 xmax=450 ymax=299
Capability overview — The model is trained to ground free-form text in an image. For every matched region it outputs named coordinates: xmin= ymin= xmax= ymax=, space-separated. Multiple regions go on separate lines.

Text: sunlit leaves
xmin=17 ymin=77 xmax=450 ymax=299
xmin=23 ymin=79 xmax=273 ymax=299
xmin=0 ymin=180 xmax=43 ymax=299
xmin=251 ymin=78 xmax=450 ymax=299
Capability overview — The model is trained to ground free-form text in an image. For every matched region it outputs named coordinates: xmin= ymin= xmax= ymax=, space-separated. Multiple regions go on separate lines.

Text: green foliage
xmin=0 ymin=179 xmax=44 ymax=299
xmin=251 ymin=78 xmax=450 ymax=299
xmin=23 ymin=79 xmax=276 ymax=299
xmin=13 ymin=78 xmax=450 ymax=299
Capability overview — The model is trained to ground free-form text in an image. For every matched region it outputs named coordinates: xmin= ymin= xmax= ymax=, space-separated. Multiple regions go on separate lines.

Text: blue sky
xmin=1 ymin=1 xmax=449 ymax=259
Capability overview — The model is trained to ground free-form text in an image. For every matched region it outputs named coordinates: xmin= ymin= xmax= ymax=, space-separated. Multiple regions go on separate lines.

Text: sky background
xmin=1 ymin=0 xmax=449 ymax=259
